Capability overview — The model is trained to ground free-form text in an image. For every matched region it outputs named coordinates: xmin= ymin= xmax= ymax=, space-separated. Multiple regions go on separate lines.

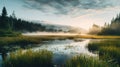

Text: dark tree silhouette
xmin=99 ymin=13 xmax=120 ymax=35
xmin=2 ymin=7 xmax=7 ymax=17
xmin=0 ymin=6 xmax=11 ymax=30
xmin=0 ymin=6 xmax=46 ymax=33
xmin=0 ymin=6 xmax=67 ymax=36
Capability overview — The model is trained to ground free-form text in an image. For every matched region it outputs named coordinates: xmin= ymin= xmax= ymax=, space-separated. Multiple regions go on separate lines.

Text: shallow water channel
xmin=32 ymin=39 xmax=97 ymax=65
xmin=0 ymin=39 xmax=97 ymax=66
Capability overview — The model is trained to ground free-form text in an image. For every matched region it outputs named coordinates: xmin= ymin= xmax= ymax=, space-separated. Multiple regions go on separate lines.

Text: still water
xmin=32 ymin=39 xmax=97 ymax=65
xmin=0 ymin=39 xmax=97 ymax=66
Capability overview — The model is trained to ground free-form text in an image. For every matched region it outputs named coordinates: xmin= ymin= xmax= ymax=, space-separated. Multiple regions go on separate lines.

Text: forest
xmin=99 ymin=14 xmax=120 ymax=35
xmin=1 ymin=5 xmax=120 ymax=67
xmin=0 ymin=7 xmax=46 ymax=34
xmin=1 ymin=6 xmax=120 ymax=36
xmin=89 ymin=13 xmax=120 ymax=35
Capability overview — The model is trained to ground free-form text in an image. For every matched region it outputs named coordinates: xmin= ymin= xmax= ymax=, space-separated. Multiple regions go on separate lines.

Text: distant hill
xmin=32 ymin=21 xmax=87 ymax=34
xmin=0 ymin=6 xmax=86 ymax=34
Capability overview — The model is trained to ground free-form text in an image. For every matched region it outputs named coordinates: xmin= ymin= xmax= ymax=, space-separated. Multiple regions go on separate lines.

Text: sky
xmin=0 ymin=0 xmax=120 ymax=30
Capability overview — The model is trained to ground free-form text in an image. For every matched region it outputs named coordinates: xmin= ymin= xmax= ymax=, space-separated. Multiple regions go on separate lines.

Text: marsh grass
xmin=0 ymin=35 xmax=75 ymax=46
xmin=78 ymin=35 xmax=120 ymax=39
xmin=65 ymin=55 xmax=118 ymax=67
xmin=1 ymin=35 xmax=120 ymax=47
xmin=99 ymin=46 xmax=120 ymax=64
xmin=64 ymin=45 xmax=75 ymax=50
xmin=0 ymin=30 xmax=21 ymax=37
xmin=1 ymin=35 xmax=120 ymax=67
xmin=0 ymin=35 xmax=77 ymax=53
xmin=0 ymin=36 xmax=45 ymax=53
xmin=0 ymin=36 xmax=42 ymax=46
xmin=87 ymin=39 xmax=120 ymax=65
xmin=3 ymin=49 xmax=53 ymax=67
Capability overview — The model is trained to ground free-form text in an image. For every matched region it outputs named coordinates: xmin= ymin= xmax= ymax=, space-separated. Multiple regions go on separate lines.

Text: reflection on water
xmin=0 ymin=39 xmax=97 ymax=66
xmin=0 ymin=55 xmax=2 ymax=67
xmin=0 ymin=45 xmax=32 ymax=67
xmin=0 ymin=53 xmax=7 ymax=67
xmin=32 ymin=39 xmax=97 ymax=65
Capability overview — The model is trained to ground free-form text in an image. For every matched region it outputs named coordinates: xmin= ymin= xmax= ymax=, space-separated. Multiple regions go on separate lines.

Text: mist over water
xmin=22 ymin=32 xmax=81 ymax=36
xmin=32 ymin=39 xmax=97 ymax=65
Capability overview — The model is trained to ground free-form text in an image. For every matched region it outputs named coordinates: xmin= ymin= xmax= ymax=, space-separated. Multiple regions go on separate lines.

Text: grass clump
xmin=0 ymin=36 xmax=43 ymax=53
xmin=87 ymin=39 xmax=120 ymax=65
xmin=99 ymin=46 xmax=120 ymax=64
xmin=0 ymin=30 xmax=21 ymax=37
xmin=0 ymin=36 xmax=42 ymax=46
xmin=65 ymin=55 xmax=118 ymax=67
xmin=3 ymin=49 xmax=53 ymax=67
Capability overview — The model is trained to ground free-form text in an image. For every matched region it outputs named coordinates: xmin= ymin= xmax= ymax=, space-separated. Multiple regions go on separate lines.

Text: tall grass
xmin=99 ymin=46 xmax=120 ymax=64
xmin=0 ymin=35 xmax=75 ymax=46
xmin=65 ymin=55 xmax=118 ymax=67
xmin=87 ymin=39 xmax=120 ymax=65
xmin=0 ymin=36 xmax=76 ymax=53
xmin=0 ymin=30 xmax=21 ymax=37
xmin=0 ymin=36 xmax=44 ymax=53
xmin=3 ymin=50 xmax=53 ymax=67
xmin=0 ymin=36 xmax=42 ymax=46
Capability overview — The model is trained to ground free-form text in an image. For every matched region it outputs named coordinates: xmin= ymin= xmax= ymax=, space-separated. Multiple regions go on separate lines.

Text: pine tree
xmin=0 ymin=6 xmax=11 ymax=30
xmin=11 ymin=11 xmax=16 ymax=19
xmin=2 ymin=6 xmax=7 ymax=17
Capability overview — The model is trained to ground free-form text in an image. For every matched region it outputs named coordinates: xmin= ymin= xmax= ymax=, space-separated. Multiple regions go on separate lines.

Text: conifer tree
xmin=2 ymin=6 xmax=7 ymax=17
xmin=1 ymin=6 xmax=11 ymax=30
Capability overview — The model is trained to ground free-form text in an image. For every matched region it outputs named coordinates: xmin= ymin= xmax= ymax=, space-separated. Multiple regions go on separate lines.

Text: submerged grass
xmin=3 ymin=50 xmax=53 ymax=67
xmin=0 ymin=36 xmax=45 ymax=53
xmin=1 ymin=35 xmax=120 ymax=67
xmin=65 ymin=55 xmax=118 ymax=67
xmin=87 ymin=39 xmax=120 ymax=65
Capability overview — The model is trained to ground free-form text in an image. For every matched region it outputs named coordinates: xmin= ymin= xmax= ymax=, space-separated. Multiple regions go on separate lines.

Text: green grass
xmin=99 ymin=46 xmax=120 ymax=64
xmin=0 ymin=36 xmax=42 ymax=46
xmin=65 ymin=55 xmax=118 ymax=67
xmin=1 ymin=35 xmax=120 ymax=67
xmin=87 ymin=39 xmax=120 ymax=65
xmin=0 ymin=35 xmax=76 ymax=46
xmin=0 ymin=36 xmax=44 ymax=53
xmin=3 ymin=49 xmax=53 ymax=67
xmin=0 ymin=29 xmax=21 ymax=37
xmin=78 ymin=35 xmax=120 ymax=39
xmin=3 ymin=49 xmax=118 ymax=67
xmin=1 ymin=35 xmax=120 ymax=47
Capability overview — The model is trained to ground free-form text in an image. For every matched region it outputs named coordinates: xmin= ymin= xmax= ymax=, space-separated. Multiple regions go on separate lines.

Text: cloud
xmin=22 ymin=0 xmax=119 ymax=16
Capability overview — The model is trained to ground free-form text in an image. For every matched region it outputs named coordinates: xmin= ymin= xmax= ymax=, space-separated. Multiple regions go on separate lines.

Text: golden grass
xmin=66 ymin=55 xmax=118 ymax=67
xmin=87 ymin=39 xmax=120 ymax=66
xmin=0 ymin=35 xmax=120 ymax=46
xmin=78 ymin=35 xmax=120 ymax=39
xmin=3 ymin=49 xmax=53 ymax=67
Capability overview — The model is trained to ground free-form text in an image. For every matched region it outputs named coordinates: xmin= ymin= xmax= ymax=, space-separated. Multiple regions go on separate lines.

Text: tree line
xmin=0 ymin=6 xmax=46 ymax=34
xmin=99 ymin=13 xmax=120 ymax=35
xmin=0 ymin=6 xmax=73 ymax=35
xmin=88 ymin=13 xmax=120 ymax=35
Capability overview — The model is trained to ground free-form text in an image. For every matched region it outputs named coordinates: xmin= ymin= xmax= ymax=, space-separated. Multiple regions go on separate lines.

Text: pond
xmin=0 ymin=39 xmax=98 ymax=66
xmin=32 ymin=39 xmax=97 ymax=65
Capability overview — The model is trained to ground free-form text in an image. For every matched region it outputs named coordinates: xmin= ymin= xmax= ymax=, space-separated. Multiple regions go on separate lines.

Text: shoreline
xmin=0 ymin=34 xmax=120 ymax=47
xmin=22 ymin=34 xmax=120 ymax=39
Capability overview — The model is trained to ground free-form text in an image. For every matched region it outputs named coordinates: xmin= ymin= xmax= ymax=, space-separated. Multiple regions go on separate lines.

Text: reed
xmin=87 ymin=39 xmax=120 ymax=65
xmin=3 ymin=49 xmax=53 ymax=67
xmin=65 ymin=55 xmax=118 ymax=67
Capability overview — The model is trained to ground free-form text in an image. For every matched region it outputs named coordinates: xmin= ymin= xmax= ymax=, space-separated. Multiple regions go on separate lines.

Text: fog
xmin=22 ymin=32 xmax=82 ymax=36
